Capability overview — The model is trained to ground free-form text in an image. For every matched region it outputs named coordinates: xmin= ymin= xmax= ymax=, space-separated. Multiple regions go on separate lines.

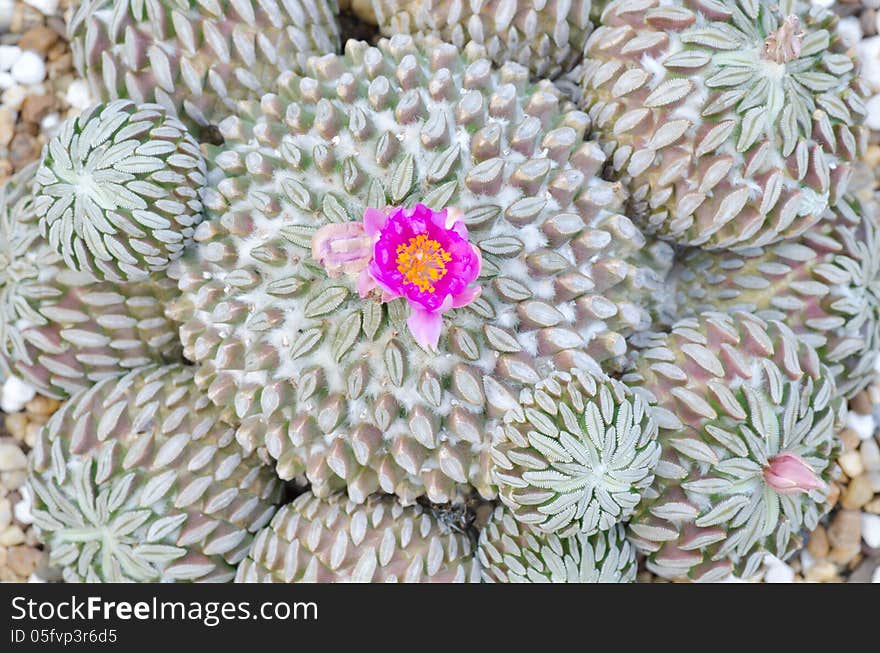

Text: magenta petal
xmin=452 ymin=284 xmax=481 ymax=308
xmin=363 ymin=208 xmax=388 ymax=236
xmin=407 ymin=307 xmax=443 ymax=349
xmin=427 ymin=206 xmax=448 ymax=230
xmin=450 ymin=220 xmax=468 ymax=239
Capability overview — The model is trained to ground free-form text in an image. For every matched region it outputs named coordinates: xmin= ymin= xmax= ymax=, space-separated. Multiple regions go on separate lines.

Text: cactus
xmin=236 ymin=491 xmax=480 ymax=582
xmin=573 ymin=0 xmax=867 ymax=250
xmin=167 ymin=36 xmax=665 ymax=507
xmin=672 ymin=191 xmax=880 ymax=399
xmin=492 ymin=368 xmax=660 ymax=537
xmin=0 ymin=163 xmax=181 ymax=399
xmin=478 ymin=505 xmax=637 ymax=582
xmin=370 ymin=0 xmax=594 ymax=78
xmin=622 ymin=311 xmax=844 ymax=581
xmin=28 ymin=364 xmax=282 ymax=582
xmin=6 ymin=0 xmax=872 ymax=585
xmin=33 ymin=101 xmax=207 ymax=283
xmin=68 ymin=0 xmax=342 ymax=136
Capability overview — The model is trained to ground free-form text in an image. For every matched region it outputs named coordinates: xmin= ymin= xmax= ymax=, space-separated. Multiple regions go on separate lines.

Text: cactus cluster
xmin=1 ymin=0 xmax=875 ymax=583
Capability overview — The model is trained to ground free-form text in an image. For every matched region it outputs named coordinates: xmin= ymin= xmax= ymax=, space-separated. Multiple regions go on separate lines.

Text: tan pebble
xmin=829 ymin=509 xmax=862 ymax=546
xmin=850 ymin=390 xmax=873 ymax=415
xmin=0 ymin=546 xmax=6 ymax=568
xmin=804 ymin=561 xmax=839 ymax=583
xmin=0 ymin=525 xmax=25 ymax=547
xmin=18 ymin=26 xmax=60 ymax=54
xmin=4 ymin=412 xmax=29 ymax=441
xmin=24 ymin=528 xmax=39 ymax=546
xmin=24 ymin=423 xmax=39 ymax=448
xmin=47 ymin=51 xmax=72 ymax=77
xmin=0 ymin=442 xmax=27 ymax=471
xmin=841 ymin=474 xmax=874 ymax=509
xmin=9 ymin=132 xmax=42 ymax=170
xmin=10 ymin=5 xmax=44 ymax=34
xmin=807 ymin=525 xmax=830 ymax=558
xmin=862 ymin=438 xmax=880 ymax=472
xmin=847 ymin=552 xmax=864 ymax=572
xmin=1 ymin=470 xmax=27 ymax=490
xmin=864 ymin=145 xmax=880 ymax=168
xmin=867 ymin=470 xmax=880 ymax=493
xmin=839 ymin=428 xmax=861 ymax=452
xmin=826 ymin=481 xmax=841 ymax=507
xmin=0 ymin=498 xmax=10 ymax=532
xmin=46 ymin=40 xmax=68 ymax=61
xmin=26 ymin=395 xmax=60 ymax=417
xmin=1 ymin=85 xmax=27 ymax=111
xmin=20 ymin=92 xmax=56 ymax=125
xmin=828 ymin=509 xmax=862 ymax=564
xmin=6 ymin=546 xmax=42 ymax=577
xmin=865 ymin=498 xmax=880 ymax=514
xmin=0 ymin=107 xmax=14 ymax=148
xmin=838 ymin=450 xmax=864 ymax=478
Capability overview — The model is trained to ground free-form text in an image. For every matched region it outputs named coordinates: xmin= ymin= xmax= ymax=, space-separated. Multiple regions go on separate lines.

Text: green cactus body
xmin=68 ymin=0 xmax=342 ymax=136
xmin=236 ymin=491 xmax=479 ymax=582
xmin=574 ymin=0 xmax=867 ymax=250
xmin=371 ymin=0 xmax=594 ymax=78
xmin=491 ymin=367 xmax=660 ymax=537
xmin=0 ymin=164 xmax=181 ymax=399
xmin=622 ymin=311 xmax=843 ymax=581
xmin=673 ymin=191 xmax=880 ymax=399
xmin=478 ymin=505 xmax=637 ymax=582
xmin=28 ymin=364 xmax=282 ymax=582
xmin=33 ymin=101 xmax=207 ymax=283
xmin=168 ymin=35 xmax=664 ymax=506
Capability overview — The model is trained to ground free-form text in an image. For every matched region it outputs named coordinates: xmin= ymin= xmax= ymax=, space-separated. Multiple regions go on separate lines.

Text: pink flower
xmin=763 ymin=452 xmax=826 ymax=495
xmin=358 ymin=204 xmax=481 ymax=349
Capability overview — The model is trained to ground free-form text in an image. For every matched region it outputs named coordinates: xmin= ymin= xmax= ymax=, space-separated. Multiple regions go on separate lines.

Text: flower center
xmin=396 ymin=233 xmax=452 ymax=293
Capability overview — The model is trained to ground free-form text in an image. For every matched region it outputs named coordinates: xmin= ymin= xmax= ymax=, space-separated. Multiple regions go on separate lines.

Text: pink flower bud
xmin=311 ymin=222 xmax=374 ymax=278
xmin=764 ymin=452 xmax=825 ymax=495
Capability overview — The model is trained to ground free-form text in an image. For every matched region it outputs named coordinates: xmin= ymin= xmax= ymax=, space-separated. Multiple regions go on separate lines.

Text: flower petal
xmin=451 ymin=284 xmax=481 ymax=308
xmin=407 ymin=306 xmax=444 ymax=350
xmin=363 ymin=207 xmax=388 ymax=236
xmin=357 ymin=268 xmax=377 ymax=298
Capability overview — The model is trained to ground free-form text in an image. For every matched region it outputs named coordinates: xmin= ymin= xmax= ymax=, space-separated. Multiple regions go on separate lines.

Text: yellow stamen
xmin=396 ymin=233 xmax=452 ymax=293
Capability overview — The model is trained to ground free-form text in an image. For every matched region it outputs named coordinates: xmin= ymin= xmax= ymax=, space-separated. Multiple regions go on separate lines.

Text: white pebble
xmin=865 ymin=95 xmax=880 ymax=131
xmin=859 ymin=37 xmax=880 ymax=94
xmin=763 ymin=555 xmax=795 ymax=583
xmin=0 ymin=71 xmax=15 ymax=90
xmin=1 ymin=375 xmax=36 ymax=413
xmin=65 ymin=79 xmax=94 ymax=111
xmin=23 ymin=0 xmax=58 ymax=15
xmin=838 ymin=17 xmax=863 ymax=51
xmin=847 ymin=411 xmax=876 ymax=441
xmin=1 ymin=84 xmax=26 ymax=110
xmin=862 ymin=438 xmax=880 ymax=472
xmin=10 ymin=50 xmax=46 ymax=86
xmin=40 ymin=111 xmax=59 ymax=133
xmin=873 ymin=567 xmax=880 ymax=583
xmin=14 ymin=485 xmax=33 ymax=525
xmin=863 ymin=513 xmax=880 ymax=549
xmin=0 ymin=443 xmax=27 ymax=472
xmin=0 ymin=45 xmax=21 ymax=72
xmin=27 ymin=573 xmax=47 ymax=584
xmin=0 ymin=0 xmax=12 ymax=31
